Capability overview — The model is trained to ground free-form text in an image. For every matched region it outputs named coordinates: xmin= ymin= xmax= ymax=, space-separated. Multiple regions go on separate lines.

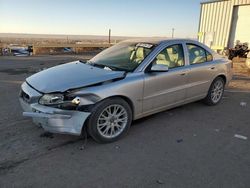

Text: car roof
xmin=122 ymin=38 xmax=214 ymax=55
xmin=122 ymin=38 xmax=199 ymax=45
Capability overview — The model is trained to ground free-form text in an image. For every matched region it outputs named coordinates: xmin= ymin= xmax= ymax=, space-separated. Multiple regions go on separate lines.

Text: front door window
xmin=154 ymin=44 xmax=185 ymax=69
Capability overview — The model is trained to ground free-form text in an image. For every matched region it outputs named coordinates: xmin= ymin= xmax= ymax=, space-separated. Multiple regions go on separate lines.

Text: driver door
xmin=143 ymin=44 xmax=189 ymax=114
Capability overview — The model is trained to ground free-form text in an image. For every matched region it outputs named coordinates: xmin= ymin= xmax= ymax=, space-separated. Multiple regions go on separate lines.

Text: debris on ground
xmin=79 ymin=146 xmax=85 ymax=150
xmin=234 ymin=134 xmax=248 ymax=140
xmin=214 ymin=129 xmax=220 ymax=132
xmin=40 ymin=132 xmax=54 ymax=139
xmin=240 ymin=102 xmax=247 ymax=107
xmin=79 ymin=128 xmax=88 ymax=150
xmin=176 ymin=139 xmax=183 ymax=143
xmin=156 ymin=179 xmax=164 ymax=185
xmin=115 ymin=145 xmax=120 ymax=149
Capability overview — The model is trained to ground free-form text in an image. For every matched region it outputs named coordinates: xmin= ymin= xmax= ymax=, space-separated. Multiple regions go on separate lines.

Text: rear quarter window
xmin=206 ymin=51 xmax=213 ymax=62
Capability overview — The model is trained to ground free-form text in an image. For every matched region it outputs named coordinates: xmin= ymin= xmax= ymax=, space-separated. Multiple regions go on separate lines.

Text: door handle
xmin=180 ymin=72 xmax=186 ymax=76
xmin=210 ymin=67 xmax=215 ymax=70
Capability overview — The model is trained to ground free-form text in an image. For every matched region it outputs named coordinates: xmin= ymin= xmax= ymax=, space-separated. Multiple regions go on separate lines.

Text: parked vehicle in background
xmin=63 ymin=47 xmax=73 ymax=53
xmin=12 ymin=49 xmax=30 ymax=56
xmin=19 ymin=39 xmax=232 ymax=143
xmin=9 ymin=46 xmax=31 ymax=56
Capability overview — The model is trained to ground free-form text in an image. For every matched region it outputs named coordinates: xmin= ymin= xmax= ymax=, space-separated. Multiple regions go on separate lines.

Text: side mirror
xmin=150 ymin=64 xmax=169 ymax=72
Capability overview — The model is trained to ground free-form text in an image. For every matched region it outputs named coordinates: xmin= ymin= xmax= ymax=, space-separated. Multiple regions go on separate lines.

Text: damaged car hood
xmin=26 ymin=61 xmax=125 ymax=93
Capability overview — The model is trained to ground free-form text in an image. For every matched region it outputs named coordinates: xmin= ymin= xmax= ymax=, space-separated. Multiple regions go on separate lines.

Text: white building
xmin=198 ymin=0 xmax=250 ymax=50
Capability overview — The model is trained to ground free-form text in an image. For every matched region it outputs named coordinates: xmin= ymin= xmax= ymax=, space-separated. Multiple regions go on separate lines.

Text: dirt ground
xmin=0 ymin=55 xmax=249 ymax=188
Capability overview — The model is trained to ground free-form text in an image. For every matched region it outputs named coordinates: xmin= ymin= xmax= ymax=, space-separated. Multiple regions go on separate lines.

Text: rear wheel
xmin=203 ymin=77 xmax=225 ymax=106
xmin=87 ymin=98 xmax=132 ymax=143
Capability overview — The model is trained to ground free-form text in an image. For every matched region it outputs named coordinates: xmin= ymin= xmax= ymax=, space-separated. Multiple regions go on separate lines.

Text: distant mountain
xmin=0 ymin=33 xmax=168 ymax=40
xmin=0 ymin=33 xmax=134 ymax=40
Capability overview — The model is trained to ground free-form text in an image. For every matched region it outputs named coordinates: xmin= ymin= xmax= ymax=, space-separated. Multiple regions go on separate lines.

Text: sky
xmin=0 ymin=0 xmax=204 ymax=38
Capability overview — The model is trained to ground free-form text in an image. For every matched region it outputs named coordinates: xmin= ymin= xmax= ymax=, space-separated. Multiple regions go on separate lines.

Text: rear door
xmin=185 ymin=43 xmax=216 ymax=99
xmin=143 ymin=43 xmax=189 ymax=114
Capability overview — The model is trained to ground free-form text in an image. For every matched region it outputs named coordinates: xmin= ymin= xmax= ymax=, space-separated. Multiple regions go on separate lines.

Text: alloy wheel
xmin=97 ymin=104 xmax=128 ymax=139
xmin=211 ymin=80 xmax=224 ymax=103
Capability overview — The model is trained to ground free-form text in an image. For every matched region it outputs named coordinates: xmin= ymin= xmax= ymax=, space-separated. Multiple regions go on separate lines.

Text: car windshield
xmin=87 ymin=42 xmax=156 ymax=72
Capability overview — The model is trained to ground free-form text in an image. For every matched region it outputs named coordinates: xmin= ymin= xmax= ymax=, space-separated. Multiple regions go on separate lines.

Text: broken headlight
xmin=39 ymin=93 xmax=64 ymax=105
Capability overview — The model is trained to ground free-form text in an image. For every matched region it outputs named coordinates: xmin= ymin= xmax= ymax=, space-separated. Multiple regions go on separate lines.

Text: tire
xmin=87 ymin=98 xmax=132 ymax=143
xmin=203 ymin=77 xmax=225 ymax=106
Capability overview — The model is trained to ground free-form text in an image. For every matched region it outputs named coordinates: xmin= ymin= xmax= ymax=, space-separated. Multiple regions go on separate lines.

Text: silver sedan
xmin=19 ymin=39 xmax=232 ymax=143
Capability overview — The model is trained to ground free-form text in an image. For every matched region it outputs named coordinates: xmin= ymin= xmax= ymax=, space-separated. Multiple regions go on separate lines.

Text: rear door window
xmin=187 ymin=44 xmax=213 ymax=65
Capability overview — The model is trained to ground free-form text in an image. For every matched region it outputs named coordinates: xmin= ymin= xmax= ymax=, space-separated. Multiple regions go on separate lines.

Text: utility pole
xmin=108 ymin=29 xmax=111 ymax=44
xmin=172 ymin=28 xmax=175 ymax=38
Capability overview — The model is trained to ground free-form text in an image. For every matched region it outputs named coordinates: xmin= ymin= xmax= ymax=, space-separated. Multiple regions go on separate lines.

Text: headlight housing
xmin=39 ymin=93 xmax=64 ymax=105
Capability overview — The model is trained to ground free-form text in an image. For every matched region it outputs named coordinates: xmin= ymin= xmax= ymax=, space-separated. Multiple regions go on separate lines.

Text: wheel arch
xmin=216 ymin=74 xmax=227 ymax=84
xmin=103 ymin=95 xmax=135 ymax=120
xmin=83 ymin=95 xmax=134 ymax=142
xmin=81 ymin=95 xmax=135 ymax=135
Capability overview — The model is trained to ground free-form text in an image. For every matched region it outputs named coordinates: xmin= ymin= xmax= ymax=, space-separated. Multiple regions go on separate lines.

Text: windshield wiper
xmin=79 ymin=59 xmax=88 ymax=64
xmin=86 ymin=61 xmax=128 ymax=72
xmin=86 ymin=61 xmax=106 ymax=69
xmin=103 ymin=64 xmax=129 ymax=72
xmin=84 ymin=61 xmax=129 ymax=72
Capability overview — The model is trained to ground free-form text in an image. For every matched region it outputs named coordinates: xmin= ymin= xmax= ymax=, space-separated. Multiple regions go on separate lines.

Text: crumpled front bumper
xmin=20 ymin=99 xmax=90 ymax=135
xmin=19 ymin=95 xmax=90 ymax=136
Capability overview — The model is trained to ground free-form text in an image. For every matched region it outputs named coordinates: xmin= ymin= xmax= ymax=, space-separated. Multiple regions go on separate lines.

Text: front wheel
xmin=87 ymin=98 xmax=132 ymax=143
xmin=203 ymin=77 xmax=225 ymax=106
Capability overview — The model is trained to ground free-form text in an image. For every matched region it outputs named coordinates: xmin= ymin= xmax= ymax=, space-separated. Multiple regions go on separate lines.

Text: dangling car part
xmin=228 ymin=41 xmax=249 ymax=60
